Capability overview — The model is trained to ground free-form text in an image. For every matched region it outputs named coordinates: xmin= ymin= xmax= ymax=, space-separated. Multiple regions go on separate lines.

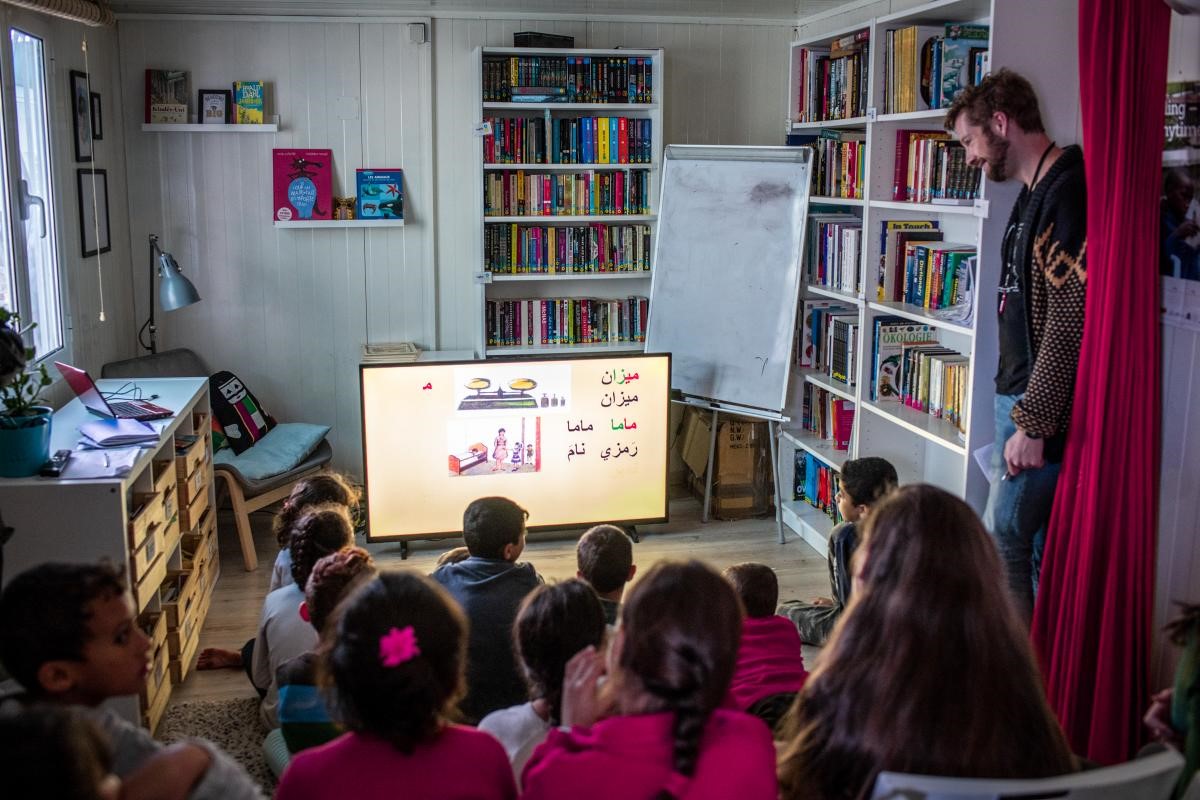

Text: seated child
xmin=197 ymin=504 xmax=354 ymax=727
xmin=478 ymin=579 xmax=608 ymax=786
xmin=268 ymin=472 xmax=361 ymax=592
xmin=778 ymin=456 xmax=898 ymax=645
xmin=521 ymin=560 xmax=778 ymax=799
xmin=276 ymin=546 xmax=377 ymax=756
xmin=722 ymin=563 xmax=807 ymax=736
xmin=776 ymin=485 xmax=1076 ymax=799
xmin=575 ymin=524 xmax=636 ymax=627
xmin=275 ymin=570 xmax=516 ymax=800
xmin=0 ymin=562 xmax=264 ymax=799
xmin=0 ymin=704 xmax=120 ymax=800
xmin=1143 ymin=601 xmax=1199 ymax=798
xmin=431 ymin=496 xmax=541 ymax=722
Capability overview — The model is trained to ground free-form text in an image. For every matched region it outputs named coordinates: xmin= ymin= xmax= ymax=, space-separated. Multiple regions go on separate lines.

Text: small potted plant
xmin=0 ymin=306 xmax=53 ymax=477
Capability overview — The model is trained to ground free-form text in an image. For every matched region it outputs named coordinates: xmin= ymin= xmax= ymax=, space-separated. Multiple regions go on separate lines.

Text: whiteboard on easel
xmin=645 ymin=145 xmax=811 ymax=416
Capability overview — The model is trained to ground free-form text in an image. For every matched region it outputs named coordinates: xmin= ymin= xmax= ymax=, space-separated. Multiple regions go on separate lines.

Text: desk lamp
xmin=140 ymin=233 xmax=201 ymax=354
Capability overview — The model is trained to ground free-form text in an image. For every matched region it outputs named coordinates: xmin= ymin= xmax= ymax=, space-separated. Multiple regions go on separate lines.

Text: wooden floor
xmin=170 ymin=492 xmax=829 ymax=706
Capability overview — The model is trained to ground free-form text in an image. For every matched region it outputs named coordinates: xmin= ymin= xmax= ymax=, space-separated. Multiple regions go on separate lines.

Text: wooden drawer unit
xmin=152 ymin=457 xmax=175 ymax=496
xmin=160 ymin=513 xmax=182 ymax=566
xmin=129 ymin=518 xmax=164 ymax=584
xmin=168 ymin=618 xmax=201 ymax=685
xmin=161 ymin=568 xmax=201 ymax=631
xmin=127 ymin=492 xmax=165 ymax=556
xmin=132 ymin=547 xmax=168 ymax=614
xmin=177 ymin=459 xmax=209 ymax=508
xmin=181 ymin=509 xmax=216 ymax=571
xmin=161 ymin=480 xmax=179 ymax=526
xmin=178 ymin=477 xmax=210 ymax=532
xmin=174 ymin=432 xmax=208 ymax=482
xmin=139 ymin=611 xmax=171 ymax=733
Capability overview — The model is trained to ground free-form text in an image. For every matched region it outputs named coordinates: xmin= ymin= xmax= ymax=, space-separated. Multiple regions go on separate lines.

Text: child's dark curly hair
xmin=515 ymin=579 xmax=607 ymax=725
xmin=288 ymin=504 xmax=354 ymax=589
xmin=319 ymin=570 xmax=467 ymax=753
xmin=274 ymin=472 xmax=361 ymax=548
xmin=305 ymin=546 xmax=376 ymax=633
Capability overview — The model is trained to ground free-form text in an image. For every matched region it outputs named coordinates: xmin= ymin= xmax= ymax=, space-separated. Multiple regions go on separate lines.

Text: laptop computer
xmin=54 ymin=362 xmax=175 ymax=421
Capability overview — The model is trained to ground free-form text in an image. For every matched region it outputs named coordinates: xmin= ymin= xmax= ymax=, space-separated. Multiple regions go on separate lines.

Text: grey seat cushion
xmin=214 ymin=439 xmax=333 ymax=495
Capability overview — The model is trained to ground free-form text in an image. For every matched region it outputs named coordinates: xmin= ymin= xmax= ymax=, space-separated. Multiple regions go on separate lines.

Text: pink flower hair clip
xmin=379 ymin=625 xmax=421 ymax=667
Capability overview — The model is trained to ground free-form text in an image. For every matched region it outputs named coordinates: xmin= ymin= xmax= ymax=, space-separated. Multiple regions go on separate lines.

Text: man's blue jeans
xmin=983 ymin=394 xmax=1061 ymax=623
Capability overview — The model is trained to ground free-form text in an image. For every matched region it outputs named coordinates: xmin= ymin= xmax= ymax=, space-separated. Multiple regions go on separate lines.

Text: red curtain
xmin=1030 ymin=0 xmax=1171 ymax=765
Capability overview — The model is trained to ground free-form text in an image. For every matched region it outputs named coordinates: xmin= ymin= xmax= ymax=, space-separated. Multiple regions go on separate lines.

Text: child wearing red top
xmin=723 ymin=563 xmax=807 ymax=734
xmin=521 ymin=560 xmax=778 ymax=800
xmin=275 ymin=571 xmax=515 ymax=800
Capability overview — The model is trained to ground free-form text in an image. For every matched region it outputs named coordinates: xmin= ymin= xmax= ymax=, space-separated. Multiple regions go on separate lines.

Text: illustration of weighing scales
xmin=457 ymin=377 xmax=540 ymax=410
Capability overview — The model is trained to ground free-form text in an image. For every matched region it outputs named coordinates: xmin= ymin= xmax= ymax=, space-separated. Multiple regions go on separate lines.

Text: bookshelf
xmin=779 ymin=0 xmax=1072 ymax=554
xmin=473 ymin=46 xmax=664 ymax=357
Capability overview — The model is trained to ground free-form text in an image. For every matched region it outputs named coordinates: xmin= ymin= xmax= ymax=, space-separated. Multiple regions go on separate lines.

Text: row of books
xmin=483 ymin=169 xmax=652 ymax=217
xmin=796 ymin=300 xmax=849 ymax=370
xmin=807 ymin=215 xmax=863 ymax=296
xmin=882 ymin=23 xmax=990 ymax=114
xmin=482 ymin=56 xmax=654 ymax=103
xmin=895 ymin=343 xmax=969 ymax=428
xmin=892 ymin=130 xmax=981 ymax=203
xmin=794 ymin=30 xmax=870 ymax=123
xmin=800 ymin=384 xmax=855 ymax=451
xmin=486 ymin=296 xmax=649 ymax=347
xmin=483 ymin=223 xmax=652 ymax=274
xmin=874 ymin=219 xmax=976 ymax=310
xmin=809 ymin=131 xmax=866 ymax=199
xmin=794 ymin=451 xmax=842 ymax=523
xmin=483 ymin=116 xmax=654 ymax=165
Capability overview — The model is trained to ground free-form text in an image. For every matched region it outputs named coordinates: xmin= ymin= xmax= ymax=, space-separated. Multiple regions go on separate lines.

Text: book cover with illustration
xmin=145 ymin=69 xmax=190 ymax=123
xmin=355 ymin=169 xmax=404 ymax=219
xmin=872 ymin=317 xmax=937 ymax=402
xmin=233 ymin=81 xmax=264 ymax=124
xmin=272 ymin=149 xmax=333 ymax=221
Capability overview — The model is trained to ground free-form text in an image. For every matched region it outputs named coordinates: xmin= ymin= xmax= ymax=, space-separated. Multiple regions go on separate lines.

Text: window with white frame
xmin=0 ymin=19 xmax=63 ymax=362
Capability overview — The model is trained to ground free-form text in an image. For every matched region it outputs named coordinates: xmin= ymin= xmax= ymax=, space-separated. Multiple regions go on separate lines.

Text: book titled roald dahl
xmin=233 ymin=81 xmax=264 ymax=124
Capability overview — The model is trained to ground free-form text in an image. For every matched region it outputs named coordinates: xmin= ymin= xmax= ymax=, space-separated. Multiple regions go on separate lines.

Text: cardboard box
xmin=678 ymin=408 xmax=775 ymax=520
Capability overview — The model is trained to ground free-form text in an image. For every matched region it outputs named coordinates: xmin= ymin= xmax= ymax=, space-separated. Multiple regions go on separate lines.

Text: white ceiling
xmin=108 ymin=0 xmax=847 ymax=21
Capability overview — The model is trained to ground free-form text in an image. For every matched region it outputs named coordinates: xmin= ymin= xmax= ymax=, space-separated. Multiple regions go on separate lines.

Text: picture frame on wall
xmin=90 ymin=92 xmax=103 ymax=140
xmin=77 ymin=168 xmax=111 ymax=258
xmin=199 ymin=89 xmax=232 ymax=124
xmin=69 ymin=70 xmax=92 ymax=162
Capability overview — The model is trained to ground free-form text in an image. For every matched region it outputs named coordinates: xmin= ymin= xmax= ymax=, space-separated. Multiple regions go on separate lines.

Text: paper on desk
xmin=59 ymin=447 xmax=141 ymax=479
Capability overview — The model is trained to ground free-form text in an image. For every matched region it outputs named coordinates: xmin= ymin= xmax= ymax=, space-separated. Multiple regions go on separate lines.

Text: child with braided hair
xmin=275 ymin=570 xmax=516 ymax=799
xmin=521 ymin=560 xmax=778 ymax=799
xmin=198 ymin=504 xmax=354 ymax=728
xmin=268 ymin=472 xmax=361 ymax=591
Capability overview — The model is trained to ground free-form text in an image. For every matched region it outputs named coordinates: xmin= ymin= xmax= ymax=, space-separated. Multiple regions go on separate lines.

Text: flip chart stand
xmin=677 ymin=396 xmax=787 ymax=544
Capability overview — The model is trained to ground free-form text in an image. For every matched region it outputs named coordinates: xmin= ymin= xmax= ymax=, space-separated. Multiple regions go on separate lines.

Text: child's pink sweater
xmin=521 ymin=709 xmax=777 ymax=799
xmin=727 ymin=614 xmax=808 ymax=710
xmin=276 ymin=725 xmax=515 ymax=800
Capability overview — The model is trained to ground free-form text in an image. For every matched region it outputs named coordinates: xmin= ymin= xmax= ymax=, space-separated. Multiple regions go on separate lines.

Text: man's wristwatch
xmin=1023 ymin=430 xmax=1043 ymax=440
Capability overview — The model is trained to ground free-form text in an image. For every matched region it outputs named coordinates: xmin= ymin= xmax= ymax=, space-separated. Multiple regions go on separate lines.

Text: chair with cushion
xmin=102 ymin=348 xmax=333 ymax=571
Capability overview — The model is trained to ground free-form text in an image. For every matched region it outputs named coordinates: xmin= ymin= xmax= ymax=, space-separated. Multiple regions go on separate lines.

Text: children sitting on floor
xmin=431 ymin=496 xmax=541 ymax=723
xmin=268 ymin=472 xmax=361 ymax=592
xmin=197 ymin=504 xmax=354 ymax=727
xmin=0 ymin=562 xmax=263 ymax=799
xmin=478 ymin=579 xmax=608 ymax=786
xmin=776 ymin=485 xmax=1077 ymax=799
xmin=722 ymin=562 xmax=807 ymax=736
xmin=777 ymin=456 xmax=898 ymax=645
xmin=575 ymin=524 xmax=636 ymax=627
xmin=271 ymin=546 xmax=378 ymax=768
xmin=275 ymin=570 xmax=516 ymax=800
xmin=521 ymin=560 xmax=778 ymax=799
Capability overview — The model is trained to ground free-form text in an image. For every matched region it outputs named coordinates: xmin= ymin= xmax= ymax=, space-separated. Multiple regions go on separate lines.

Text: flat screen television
xmin=360 ymin=352 xmax=671 ymax=540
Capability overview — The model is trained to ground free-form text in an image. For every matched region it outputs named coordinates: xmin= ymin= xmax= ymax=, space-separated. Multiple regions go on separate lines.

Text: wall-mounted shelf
xmin=274 ymin=219 xmax=405 ymax=229
xmin=485 ymin=341 xmax=645 ymax=357
xmin=142 ymin=115 xmax=280 ymax=133
xmin=491 ymin=271 xmax=651 ymax=281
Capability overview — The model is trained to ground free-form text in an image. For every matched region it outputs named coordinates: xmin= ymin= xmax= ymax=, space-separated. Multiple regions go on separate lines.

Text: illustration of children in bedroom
xmin=492 ymin=427 xmax=508 ymax=471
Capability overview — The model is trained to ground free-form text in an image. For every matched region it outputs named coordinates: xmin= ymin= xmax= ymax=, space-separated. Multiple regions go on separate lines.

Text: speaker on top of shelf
xmin=514 ymin=32 xmax=575 ymax=48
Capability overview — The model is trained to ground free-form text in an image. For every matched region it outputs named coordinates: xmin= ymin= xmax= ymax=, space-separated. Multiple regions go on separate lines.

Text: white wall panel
xmin=118 ymin=18 xmax=433 ymax=475
xmin=432 ymin=17 xmax=793 ymax=353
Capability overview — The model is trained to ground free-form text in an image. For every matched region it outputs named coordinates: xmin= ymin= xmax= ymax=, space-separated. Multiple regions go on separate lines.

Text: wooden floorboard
xmin=170 ymin=493 xmax=830 ymax=706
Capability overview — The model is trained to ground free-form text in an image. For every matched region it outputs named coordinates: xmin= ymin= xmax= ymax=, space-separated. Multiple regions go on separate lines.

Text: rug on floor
xmin=156 ymin=697 xmax=276 ymax=792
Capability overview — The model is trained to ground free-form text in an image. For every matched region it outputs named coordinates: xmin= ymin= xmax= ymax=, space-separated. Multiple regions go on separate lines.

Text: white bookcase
xmin=778 ymin=0 xmax=1079 ymax=554
xmin=473 ymin=47 xmax=664 ymax=357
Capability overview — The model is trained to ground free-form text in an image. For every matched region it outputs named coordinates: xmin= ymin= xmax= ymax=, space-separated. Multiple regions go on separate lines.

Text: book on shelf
xmin=807 ymin=214 xmax=863 ymax=294
xmin=892 ymin=130 xmax=981 ymax=202
xmin=272 ymin=149 xmax=333 ymax=222
xmin=145 ymin=69 xmax=190 ymax=123
xmin=232 ymin=81 xmax=264 ymax=124
xmin=486 ymin=296 xmax=648 ymax=347
xmin=937 ymin=24 xmax=990 ymax=109
xmin=876 ymin=220 xmax=938 ymax=301
xmin=829 ymin=317 xmax=859 ymax=386
xmin=483 ymin=169 xmax=651 ymax=216
xmin=883 ymin=25 xmax=940 ymax=114
xmin=895 ymin=343 xmax=969 ymax=433
xmin=794 ymin=450 xmax=842 ymax=521
xmin=903 ymin=241 xmax=976 ymax=309
xmin=355 ymin=169 xmax=404 ymax=220
xmin=794 ymin=29 xmax=869 ymax=123
xmin=483 ymin=54 xmax=653 ymax=103
xmin=880 ymin=224 xmax=943 ymax=303
xmin=804 ymin=130 xmax=866 ymax=198
xmin=797 ymin=300 xmax=849 ymax=368
xmin=831 ymin=398 xmax=855 ymax=450
xmin=484 ymin=222 xmax=652 ymax=274
xmin=871 ymin=316 xmax=938 ymax=402
xmin=361 ymin=342 xmax=420 ymax=363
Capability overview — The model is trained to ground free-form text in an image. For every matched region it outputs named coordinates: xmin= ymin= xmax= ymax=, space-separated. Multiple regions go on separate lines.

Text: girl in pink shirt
xmin=276 ymin=571 xmax=516 ymax=800
xmin=521 ymin=560 xmax=778 ymax=799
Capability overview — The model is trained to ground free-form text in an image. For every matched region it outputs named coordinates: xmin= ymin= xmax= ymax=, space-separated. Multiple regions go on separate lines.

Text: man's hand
xmin=1004 ymin=428 xmax=1045 ymax=477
